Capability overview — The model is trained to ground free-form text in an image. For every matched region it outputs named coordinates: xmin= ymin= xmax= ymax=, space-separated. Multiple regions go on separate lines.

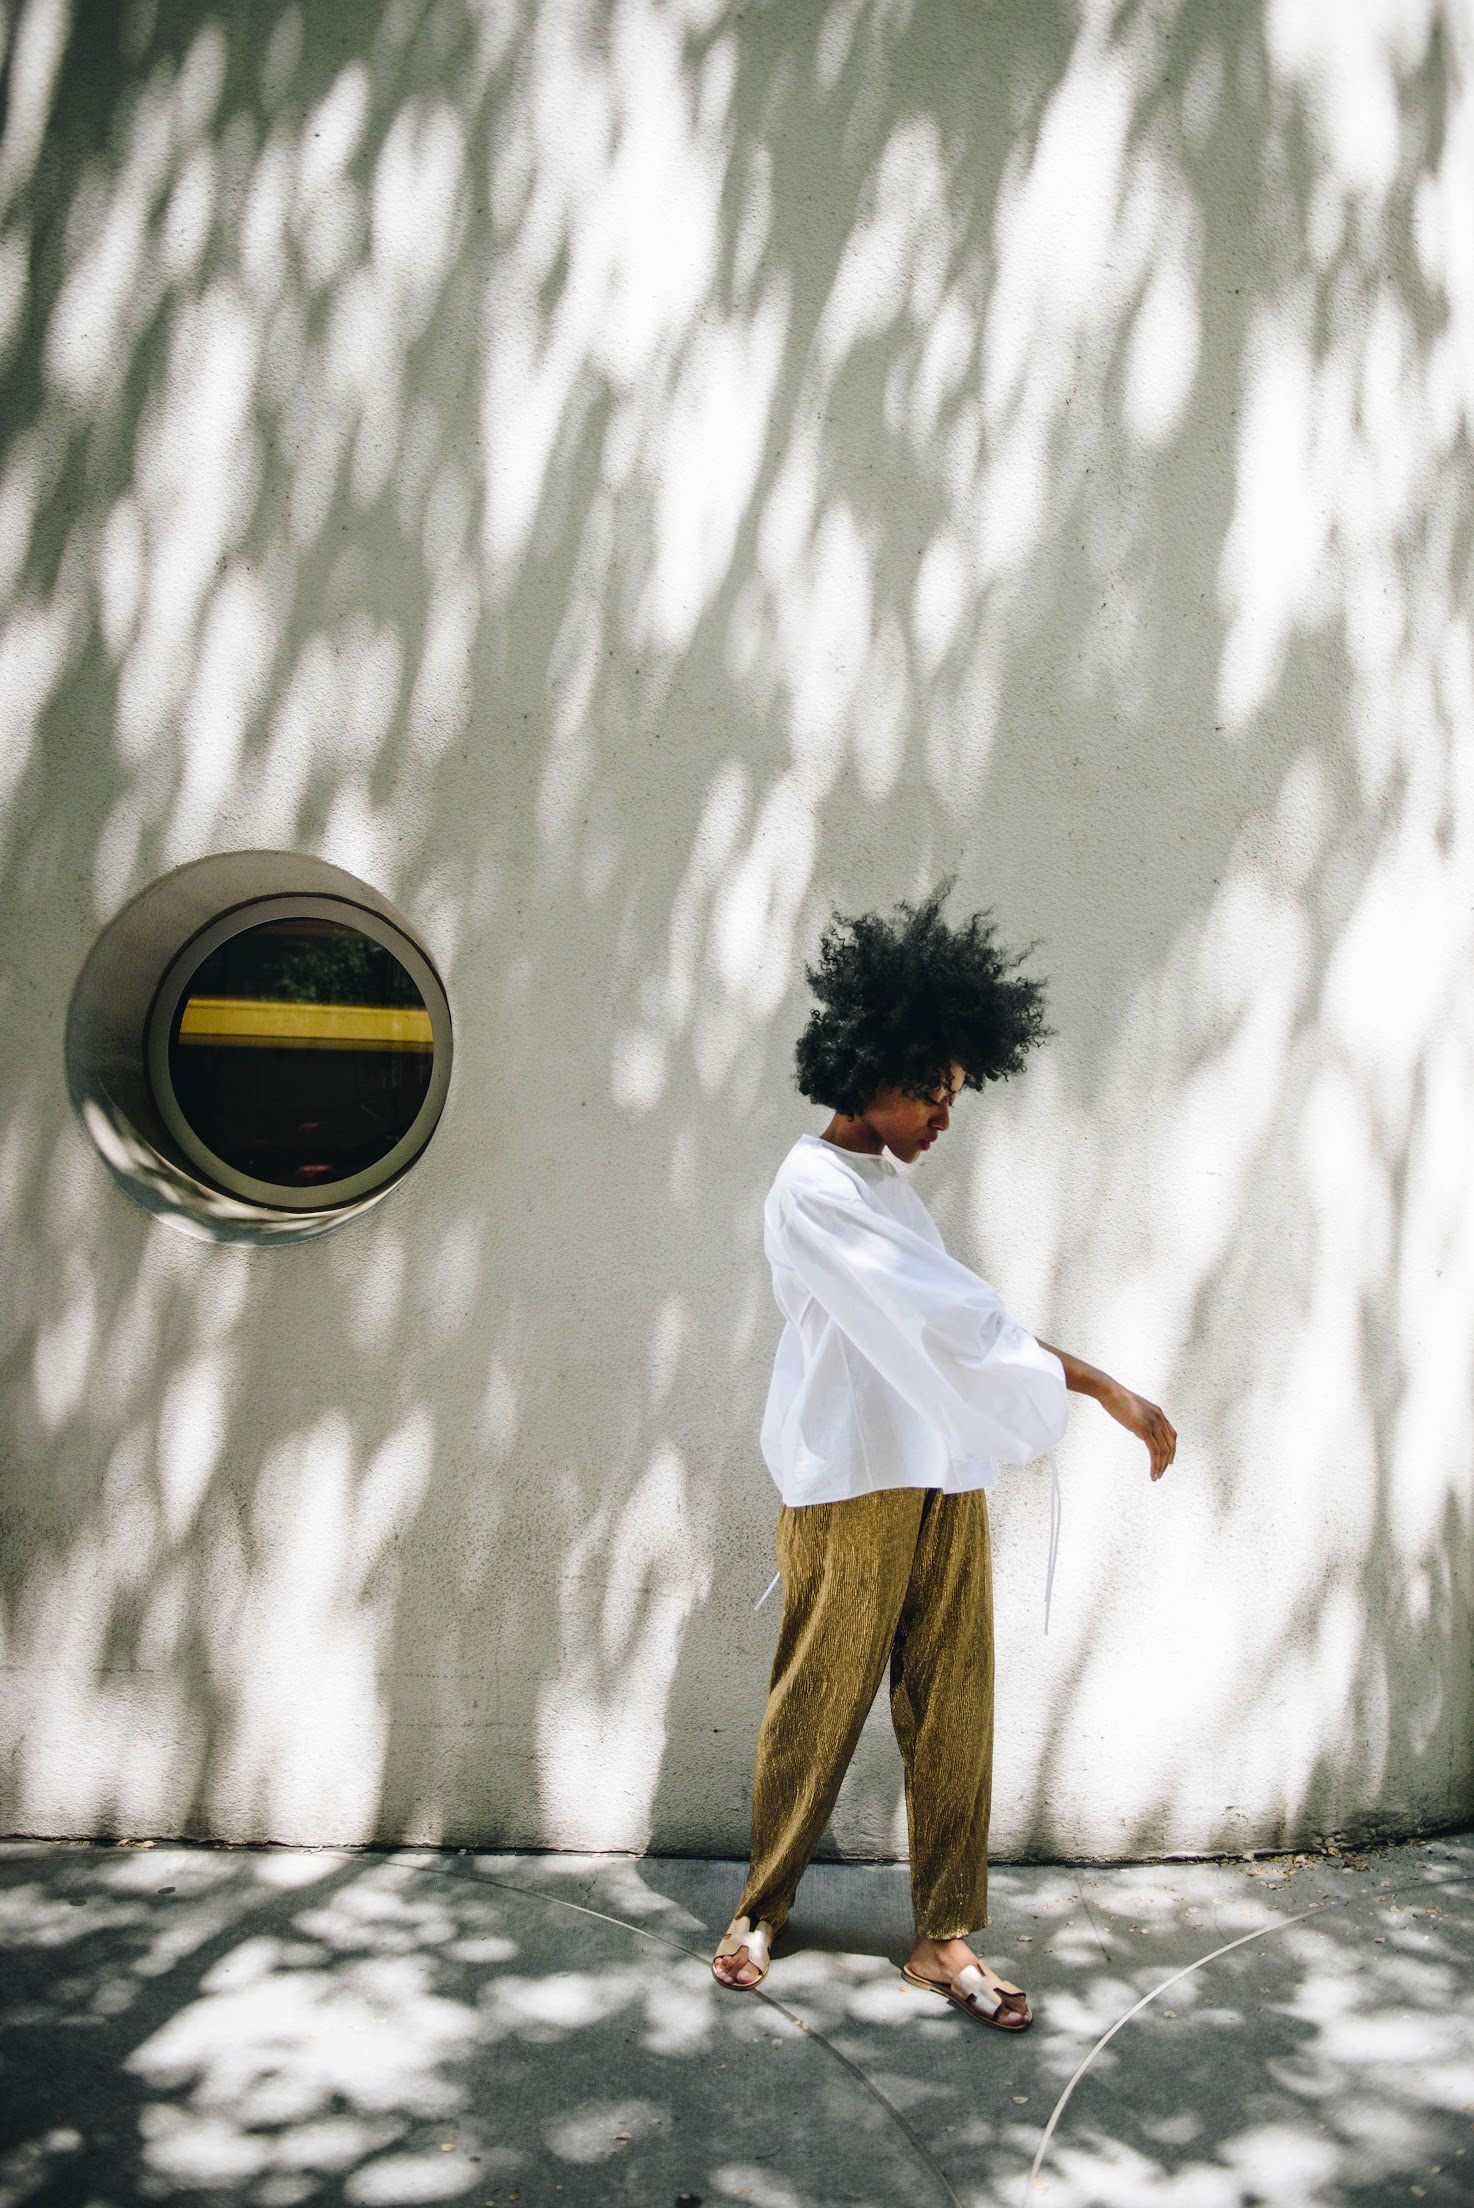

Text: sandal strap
xmin=715 ymin=1916 xmax=771 ymax=1969
xmin=954 ymin=1962 xmax=1021 ymax=2018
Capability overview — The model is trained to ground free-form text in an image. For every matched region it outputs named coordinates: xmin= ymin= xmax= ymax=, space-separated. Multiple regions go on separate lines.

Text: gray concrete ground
xmin=3 ymin=1834 xmax=1473 ymax=2208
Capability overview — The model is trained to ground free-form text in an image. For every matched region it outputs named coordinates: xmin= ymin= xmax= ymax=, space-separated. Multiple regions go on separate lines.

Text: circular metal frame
xmin=145 ymin=893 xmax=453 ymax=1212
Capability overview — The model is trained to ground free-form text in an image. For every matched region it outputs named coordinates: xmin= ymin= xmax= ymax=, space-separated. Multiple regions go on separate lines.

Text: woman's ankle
xmin=911 ymin=1932 xmax=974 ymax=1962
xmin=735 ymin=1903 xmax=785 ymax=1936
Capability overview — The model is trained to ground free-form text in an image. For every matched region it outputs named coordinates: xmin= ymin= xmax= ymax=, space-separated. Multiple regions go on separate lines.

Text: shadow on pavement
xmin=3 ymin=1835 xmax=1473 ymax=2206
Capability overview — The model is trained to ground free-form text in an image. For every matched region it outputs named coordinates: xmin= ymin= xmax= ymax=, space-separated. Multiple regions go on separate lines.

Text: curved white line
xmin=466 ymin=1865 xmax=966 ymax=2208
xmin=1022 ymin=1901 xmax=1329 ymax=2203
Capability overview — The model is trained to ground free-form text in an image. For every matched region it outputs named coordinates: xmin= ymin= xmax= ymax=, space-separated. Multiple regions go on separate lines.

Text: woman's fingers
xmin=1109 ymin=1386 xmax=1177 ymax=1479
xmin=1132 ymin=1400 xmax=1175 ymax=1479
xmin=1148 ymin=1407 xmax=1177 ymax=1480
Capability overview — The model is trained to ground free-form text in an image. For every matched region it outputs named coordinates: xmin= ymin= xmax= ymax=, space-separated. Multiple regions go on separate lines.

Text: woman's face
xmin=862 ymin=1061 xmax=966 ymax=1163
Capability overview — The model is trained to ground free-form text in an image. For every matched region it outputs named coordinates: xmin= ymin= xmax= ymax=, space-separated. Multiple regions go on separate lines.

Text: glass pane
xmin=167 ymin=918 xmax=434 ymax=1189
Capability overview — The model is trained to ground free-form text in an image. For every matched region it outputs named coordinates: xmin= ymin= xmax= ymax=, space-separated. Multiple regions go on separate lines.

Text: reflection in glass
xmin=167 ymin=919 xmax=434 ymax=1188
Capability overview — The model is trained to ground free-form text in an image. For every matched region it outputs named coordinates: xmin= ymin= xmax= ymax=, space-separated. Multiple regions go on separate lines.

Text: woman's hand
xmin=1038 ymin=1341 xmax=1177 ymax=1480
xmin=1101 ymin=1382 xmax=1176 ymax=1479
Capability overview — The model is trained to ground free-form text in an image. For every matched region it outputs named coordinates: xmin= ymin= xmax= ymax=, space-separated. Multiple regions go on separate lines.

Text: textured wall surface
xmin=2 ymin=0 xmax=1472 ymax=1862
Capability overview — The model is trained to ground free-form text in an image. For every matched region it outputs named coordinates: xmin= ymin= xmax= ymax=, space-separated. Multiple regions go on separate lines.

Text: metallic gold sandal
xmin=711 ymin=1915 xmax=774 ymax=1990
xmin=902 ymin=1959 xmax=1032 ymax=2030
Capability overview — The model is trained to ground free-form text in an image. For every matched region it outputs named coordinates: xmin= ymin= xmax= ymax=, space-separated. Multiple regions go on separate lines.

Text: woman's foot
xmin=905 ymin=1935 xmax=1031 ymax=2029
xmin=711 ymin=1914 xmax=773 ymax=1989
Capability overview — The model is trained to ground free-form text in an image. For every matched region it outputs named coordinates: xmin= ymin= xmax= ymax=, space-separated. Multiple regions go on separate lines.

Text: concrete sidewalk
xmin=3 ymin=1834 xmax=1472 ymax=2207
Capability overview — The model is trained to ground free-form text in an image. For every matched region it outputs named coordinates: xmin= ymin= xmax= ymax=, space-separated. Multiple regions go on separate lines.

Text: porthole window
xmin=68 ymin=855 xmax=454 ymax=1243
xmin=148 ymin=899 xmax=450 ymax=1210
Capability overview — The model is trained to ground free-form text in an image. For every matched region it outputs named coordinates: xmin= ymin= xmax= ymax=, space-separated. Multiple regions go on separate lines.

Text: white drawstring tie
xmin=754 ymin=1570 xmax=781 ymax=1612
xmin=1044 ymin=1453 xmax=1062 ymax=1635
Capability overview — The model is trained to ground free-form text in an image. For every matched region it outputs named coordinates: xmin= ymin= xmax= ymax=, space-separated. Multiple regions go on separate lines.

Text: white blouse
xmin=760 ymin=1133 xmax=1068 ymax=1508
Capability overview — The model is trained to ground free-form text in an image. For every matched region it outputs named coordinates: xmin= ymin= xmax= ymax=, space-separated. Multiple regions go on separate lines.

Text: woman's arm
xmin=1038 ymin=1342 xmax=1177 ymax=1481
xmin=778 ymin=1180 xmax=1069 ymax=1464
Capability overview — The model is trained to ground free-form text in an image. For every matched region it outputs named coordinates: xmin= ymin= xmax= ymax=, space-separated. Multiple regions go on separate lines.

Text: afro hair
xmin=794 ymin=884 xmax=1048 ymax=1117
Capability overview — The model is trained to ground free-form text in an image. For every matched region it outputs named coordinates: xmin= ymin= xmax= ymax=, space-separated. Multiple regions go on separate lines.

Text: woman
xmin=712 ymin=889 xmax=1176 ymax=2029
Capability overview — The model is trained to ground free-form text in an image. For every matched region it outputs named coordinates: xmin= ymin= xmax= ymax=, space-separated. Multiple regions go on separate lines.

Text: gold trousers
xmin=737 ymin=1485 xmax=994 ymax=1941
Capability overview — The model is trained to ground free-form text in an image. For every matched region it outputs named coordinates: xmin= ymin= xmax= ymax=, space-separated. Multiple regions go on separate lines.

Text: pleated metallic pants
xmin=736 ymin=1485 xmax=994 ymax=1941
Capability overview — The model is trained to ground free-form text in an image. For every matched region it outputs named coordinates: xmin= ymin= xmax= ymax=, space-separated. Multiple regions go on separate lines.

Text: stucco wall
xmin=2 ymin=0 xmax=1472 ymax=1862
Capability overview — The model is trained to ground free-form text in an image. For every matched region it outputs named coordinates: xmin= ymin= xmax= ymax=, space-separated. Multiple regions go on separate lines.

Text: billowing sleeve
xmin=779 ymin=1178 xmax=1068 ymax=1465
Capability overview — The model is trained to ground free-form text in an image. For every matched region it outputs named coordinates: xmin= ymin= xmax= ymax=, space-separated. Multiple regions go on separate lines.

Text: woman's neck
xmin=820 ymin=1113 xmax=884 ymax=1156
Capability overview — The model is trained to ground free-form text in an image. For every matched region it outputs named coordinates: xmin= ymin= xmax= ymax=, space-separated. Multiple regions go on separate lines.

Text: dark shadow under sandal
xmin=902 ymin=1959 xmax=1032 ymax=2030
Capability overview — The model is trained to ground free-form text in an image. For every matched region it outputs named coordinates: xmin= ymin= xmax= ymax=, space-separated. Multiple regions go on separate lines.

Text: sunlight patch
xmin=537 ymin=1447 xmax=710 ymax=1851
xmin=347 ymin=2151 xmax=478 ymax=2203
xmin=545 ymin=2098 xmax=666 ymax=2165
xmin=1124 ymin=249 xmax=1200 ymax=447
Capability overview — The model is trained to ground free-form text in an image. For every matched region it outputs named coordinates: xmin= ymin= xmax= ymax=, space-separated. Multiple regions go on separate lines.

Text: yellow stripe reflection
xmin=177 ymin=997 xmax=433 ymax=1050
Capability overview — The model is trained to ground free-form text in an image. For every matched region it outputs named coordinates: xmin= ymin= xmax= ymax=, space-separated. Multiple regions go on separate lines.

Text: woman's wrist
xmin=1038 ymin=1343 xmax=1178 ymax=1477
xmin=1079 ymin=1364 xmax=1120 ymax=1409
xmin=1094 ymin=1373 xmax=1126 ymax=1417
